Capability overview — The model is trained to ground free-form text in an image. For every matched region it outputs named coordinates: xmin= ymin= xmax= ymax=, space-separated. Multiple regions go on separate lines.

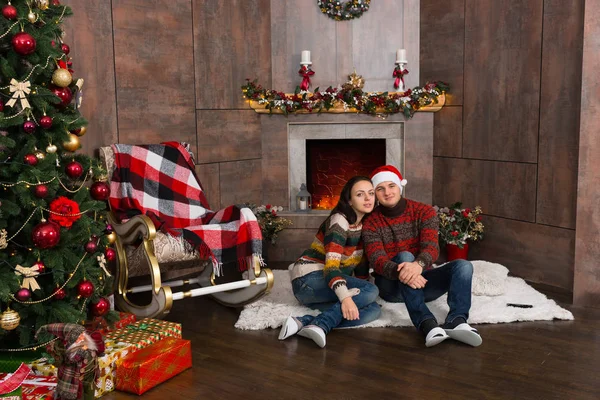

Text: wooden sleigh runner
xmin=100 ymin=145 xmax=274 ymax=319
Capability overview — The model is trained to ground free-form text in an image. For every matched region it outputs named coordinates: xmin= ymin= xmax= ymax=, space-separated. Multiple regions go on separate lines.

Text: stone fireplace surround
xmin=259 ymin=112 xmax=434 ymax=263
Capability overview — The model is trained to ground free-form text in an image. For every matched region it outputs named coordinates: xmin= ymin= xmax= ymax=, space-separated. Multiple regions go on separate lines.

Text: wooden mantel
xmin=248 ymin=93 xmax=446 ymax=114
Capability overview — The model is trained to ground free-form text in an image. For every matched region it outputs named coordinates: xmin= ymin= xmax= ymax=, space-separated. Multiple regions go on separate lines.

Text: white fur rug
xmin=235 ymin=261 xmax=573 ymax=330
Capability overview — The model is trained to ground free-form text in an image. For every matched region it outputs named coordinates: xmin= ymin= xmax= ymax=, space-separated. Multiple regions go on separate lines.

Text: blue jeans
xmin=291 ymin=271 xmax=381 ymax=334
xmin=374 ymin=251 xmax=473 ymax=330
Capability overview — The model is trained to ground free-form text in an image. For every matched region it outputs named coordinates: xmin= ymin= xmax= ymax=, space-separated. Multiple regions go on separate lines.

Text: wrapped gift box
xmin=136 ymin=318 xmax=181 ymax=340
xmin=20 ymin=375 xmax=56 ymax=400
xmin=105 ymin=318 xmax=181 ymax=349
xmin=116 ymin=338 xmax=191 ymax=395
xmin=86 ymin=312 xmax=137 ymax=335
xmin=28 ymin=358 xmax=57 ymax=377
xmin=113 ymin=313 xmax=136 ymax=330
xmin=94 ymin=341 xmax=136 ymax=398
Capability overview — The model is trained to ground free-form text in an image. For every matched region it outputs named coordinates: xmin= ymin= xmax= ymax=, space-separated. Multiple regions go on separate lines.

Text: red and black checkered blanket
xmin=108 ymin=142 xmax=262 ymax=274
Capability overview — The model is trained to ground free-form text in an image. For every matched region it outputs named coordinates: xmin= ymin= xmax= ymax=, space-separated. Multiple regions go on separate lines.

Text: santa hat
xmin=370 ymin=165 xmax=408 ymax=192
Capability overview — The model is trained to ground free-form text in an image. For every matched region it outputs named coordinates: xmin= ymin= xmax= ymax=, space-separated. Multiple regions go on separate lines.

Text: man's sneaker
xmin=297 ymin=325 xmax=326 ymax=348
xmin=444 ymin=323 xmax=482 ymax=347
xmin=278 ymin=316 xmax=302 ymax=340
xmin=425 ymin=327 xmax=449 ymax=347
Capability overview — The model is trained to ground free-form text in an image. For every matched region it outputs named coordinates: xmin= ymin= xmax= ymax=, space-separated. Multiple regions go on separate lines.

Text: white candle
xmin=396 ymin=48 xmax=407 ymax=63
xmin=301 ymin=50 xmax=311 ymax=65
xmin=299 ymin=199 xmax=307 ymax=210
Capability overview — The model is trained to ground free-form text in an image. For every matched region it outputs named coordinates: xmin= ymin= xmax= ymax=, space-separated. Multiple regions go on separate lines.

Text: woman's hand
xmin=341 ymin=297 xmax=360 ymax=320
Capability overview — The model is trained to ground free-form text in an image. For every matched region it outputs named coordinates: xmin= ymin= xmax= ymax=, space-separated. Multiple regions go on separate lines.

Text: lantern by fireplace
xmin=296 ymin=184 xmax=312 ymax=212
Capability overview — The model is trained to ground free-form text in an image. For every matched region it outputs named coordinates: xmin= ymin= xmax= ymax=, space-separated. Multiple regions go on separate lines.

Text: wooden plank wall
xmin=421 ymin=0 xmax=584 ymax=292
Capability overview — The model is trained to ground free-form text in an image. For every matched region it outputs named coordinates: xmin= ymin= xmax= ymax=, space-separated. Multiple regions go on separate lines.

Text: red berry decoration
xmin=77 ymin=279 xmax=94 ymax=298
xmin=39 ymin=115 xmax=53 ymax=129
xmin=34 ymin=184 xmax=49 ymax=198
xmin=53 ymin=287 xmax=66 ymax=300
xmin=15 ymin=288 xmax=32 ymax=301
xmin=65 ymin=161 xmax=83 ymax=179
xmin=50 ymin=85 xmax=72 ymax=108
xmin=23 ymin=121 xmax=36 ymax=134
xmin=84 ymin=239 xmax=98 ymax=254
xmin=32 ymin=260 xmax=45 ymax=273
xmin=2 ymin=5 xmax=17 ymax=20
xmin=61 ymin=43 xmax=70 ymax=54
xmin=32 ymin=220 xmax=61 ymax=249
xmin=91 ymin=297 xmax=110 ymax=317
xmin=105 ymin=247 xmax=116 ymax=262
xmin=24 ymin=154 xmax=38 ymax=166
xmin=90 ymin=181 xmax=110 ymax=201
xmin=12 ymin=32 xmax=36 ymax=55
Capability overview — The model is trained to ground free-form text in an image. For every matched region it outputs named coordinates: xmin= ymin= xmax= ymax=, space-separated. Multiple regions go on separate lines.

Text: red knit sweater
xmin=362 ymin=198 xmax=439 ymax=280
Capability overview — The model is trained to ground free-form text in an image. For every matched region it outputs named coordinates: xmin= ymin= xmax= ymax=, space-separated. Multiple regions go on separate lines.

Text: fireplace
xmin=306 ymin=139 xmax=386 ymax=209
xmin=288 ymin=122 xmax=407 ymax=212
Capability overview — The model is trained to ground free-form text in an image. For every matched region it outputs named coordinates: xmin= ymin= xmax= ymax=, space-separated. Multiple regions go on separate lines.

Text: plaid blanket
xmin=109 ymin=142 xmax=263 ymax=274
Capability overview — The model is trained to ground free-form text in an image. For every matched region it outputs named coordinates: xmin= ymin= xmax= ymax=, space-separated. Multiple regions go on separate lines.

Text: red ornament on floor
xmin=446 ymin=242 xmax=469 ymax=262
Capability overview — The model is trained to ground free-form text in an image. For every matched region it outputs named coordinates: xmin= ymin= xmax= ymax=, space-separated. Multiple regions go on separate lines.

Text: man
xmin=362 ymin=165 xmax=482 ymax=347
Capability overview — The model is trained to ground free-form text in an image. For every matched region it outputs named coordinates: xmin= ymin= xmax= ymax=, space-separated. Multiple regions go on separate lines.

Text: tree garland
xmin=241 ymin=80 xmax=449 ymax=118
xmin=317 ymin=0 xmax=371 ymax=21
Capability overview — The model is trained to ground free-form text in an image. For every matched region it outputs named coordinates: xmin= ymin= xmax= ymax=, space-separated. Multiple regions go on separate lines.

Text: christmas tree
xmin=0 ymin=0 xmax=114 ymax=349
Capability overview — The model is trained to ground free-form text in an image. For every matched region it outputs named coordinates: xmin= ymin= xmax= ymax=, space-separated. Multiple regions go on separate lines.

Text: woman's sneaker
xmin=278 ymin=316 xmax=302 ymax=340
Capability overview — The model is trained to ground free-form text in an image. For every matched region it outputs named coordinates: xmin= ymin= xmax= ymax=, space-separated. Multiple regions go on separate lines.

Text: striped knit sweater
xmin=362 ymin=198 xmax=439 ymax=281
xmin=294 ymin=213 xmax=369 ymax=301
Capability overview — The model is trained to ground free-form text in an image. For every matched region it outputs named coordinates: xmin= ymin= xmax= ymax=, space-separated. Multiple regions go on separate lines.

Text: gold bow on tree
xmin=0 ymin=229 xmax=7 ymax=250
xmin=6 ymin=79 xmax=32 ymax=109
xmin=97 ymin=254 xmax=111 ymax=277
xmin=15 ymin=264 xmax=41 ymax=291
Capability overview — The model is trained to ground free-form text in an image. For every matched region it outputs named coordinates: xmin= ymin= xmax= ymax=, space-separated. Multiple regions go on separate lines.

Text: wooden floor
xmin=106 ymin=293 xmax=600 ymax=400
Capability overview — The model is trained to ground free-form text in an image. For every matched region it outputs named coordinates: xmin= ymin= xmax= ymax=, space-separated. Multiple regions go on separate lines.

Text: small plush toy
xmin=35 ymin=323 xmax=104 ymax=400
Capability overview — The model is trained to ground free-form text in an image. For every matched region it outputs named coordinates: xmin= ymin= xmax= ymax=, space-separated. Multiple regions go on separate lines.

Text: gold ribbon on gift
xmin=15 ymin=264 xmax=41 ymax=291
xmin=6 ymin=79 xmax=32 ymax=109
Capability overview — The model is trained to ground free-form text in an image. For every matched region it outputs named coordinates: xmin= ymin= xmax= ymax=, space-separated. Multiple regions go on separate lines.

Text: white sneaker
xmin=278 ymin=316 xmax=301 ymax=340
xmin=444 ymin=323 xmax=482 ymax=347
xmin=425 ymin=327 xmax=449 ymax=347
xmin=297 ymin=325 xmax=326 ymax=348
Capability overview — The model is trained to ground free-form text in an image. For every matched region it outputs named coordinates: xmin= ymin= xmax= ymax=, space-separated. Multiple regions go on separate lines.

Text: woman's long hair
xmin=329 ymin=175 xmax=372 ymax=225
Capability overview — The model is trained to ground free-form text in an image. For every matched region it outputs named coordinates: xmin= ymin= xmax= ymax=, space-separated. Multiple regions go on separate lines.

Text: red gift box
xmin=0 ymin=370 xmax=56 ymax=400
xmin=116 ymin=338 xmax=192 ymax=395
xmin=113 ymin=312 xmax=136 ymax=330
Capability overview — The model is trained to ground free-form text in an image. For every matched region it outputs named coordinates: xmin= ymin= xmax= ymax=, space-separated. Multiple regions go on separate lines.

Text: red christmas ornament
xmin=23 ymin=121 xmax=36 ymax=134
xmin=90 ymin=181 xmax=110 ymax=201
xmin=24 ymin=154 xmax=38 ymax=166
xmin=91 ymin=297 xmax=110 ymax=317
xmin=84 ymin=239 xmax=98 ymax=254
xmin=65 ymin=161 xmax=83 ymax=179
xmin=34 ymin=184 xmax=49 ymax=198
xmin=61 ymin=43 xmax=70 ymax=54
xmin=15 ymin=288 xmax=32 ymax=301
xmin=105 ymin=247 xmax=116 ymax=262
xmin=0 ymin=99 xmax=4 ymax=112
xmin=77 ymin=280 xmax=94 ymax=298
xmin=51 ymin=0 xmax=61 ymax=5
xmin=32 ymin=260 xmax=45 ymax=273
xmin=50 ymin=85 xmax=72 ymax=108
xmin=39 ymin=115 xmax=53 ymax=129
xmin=53 ymin=287 xmax=66 ymax=300
xmin=32 ymin=220 xmax=61 ymax=249
xmin=12 ymin=32 xmax=36 ymax=55
xmin=2 ymin=5 xmax=17 ymax=20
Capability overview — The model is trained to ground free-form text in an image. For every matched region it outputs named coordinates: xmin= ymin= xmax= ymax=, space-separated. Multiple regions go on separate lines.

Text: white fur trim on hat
xmin=371 ymin=171 xmax=407 ymax=189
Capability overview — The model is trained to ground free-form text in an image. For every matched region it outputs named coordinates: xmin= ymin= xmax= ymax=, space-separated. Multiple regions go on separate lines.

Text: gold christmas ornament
xmin=37 ymin=0 xmax=50 ymax=10
xmin=46 ymin=144 xmax=57 ymax=153
xmin=342 ymin=71 xmax=365 ymax=91
xmin=106 ymin=231 xmax=117 ymax=244
xmin=0 ymin=307 xmax=20 ymax=331
xmin=74 ymin=126 xmax=87 ymax=137
xmin=35 ymin=150 xmax=45 ymax=160
xmin=28 ymin=11 xmax=38 ymax=23
xmin=62 ymin=133 xmax=80 ymax=152
xmin=52 ymin=68 xmax=72 ymax=88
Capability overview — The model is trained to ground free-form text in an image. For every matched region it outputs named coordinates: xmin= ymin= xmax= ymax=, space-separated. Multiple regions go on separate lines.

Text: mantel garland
xmin=241 ymin=79 xmax=449 ymax=118
xmin=318 ymin=0 xmax=371 ymax=21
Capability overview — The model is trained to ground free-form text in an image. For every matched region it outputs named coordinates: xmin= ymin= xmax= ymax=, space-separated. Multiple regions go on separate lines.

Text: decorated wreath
xmin=317 ymin=0 xmax=371 ymax=21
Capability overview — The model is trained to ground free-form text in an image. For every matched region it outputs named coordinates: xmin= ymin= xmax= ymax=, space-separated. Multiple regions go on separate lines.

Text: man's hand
xmin=397 ymin=261 xmax=424 ymax=285
xmin=406 ymin=274 xmax=427 ymax=289
xmin=341 ymin=297 xmax=359 ymax=320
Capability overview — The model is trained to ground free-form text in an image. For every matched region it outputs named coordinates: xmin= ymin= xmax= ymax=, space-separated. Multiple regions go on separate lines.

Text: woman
xmin=278 ymin=176 xmax=381 ymax=348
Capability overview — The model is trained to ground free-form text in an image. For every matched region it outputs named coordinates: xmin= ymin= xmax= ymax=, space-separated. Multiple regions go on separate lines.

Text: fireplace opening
xmin=306 ymin=139 xmax=386 ymax=210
